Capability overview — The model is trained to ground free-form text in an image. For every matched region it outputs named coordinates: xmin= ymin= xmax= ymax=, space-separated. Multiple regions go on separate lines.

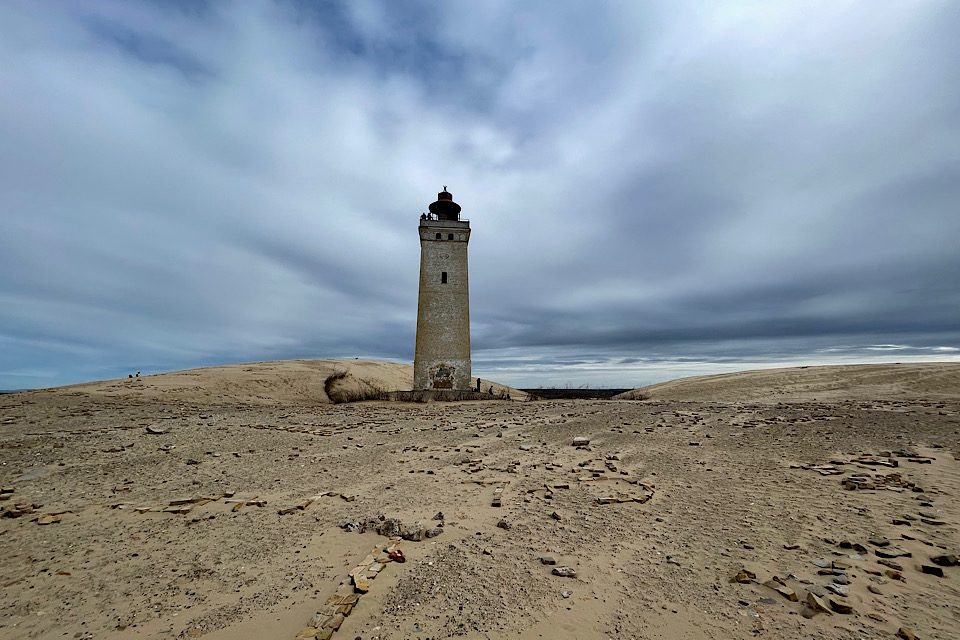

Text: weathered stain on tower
xmin=413 ymin=187 xmax=471 ymax=390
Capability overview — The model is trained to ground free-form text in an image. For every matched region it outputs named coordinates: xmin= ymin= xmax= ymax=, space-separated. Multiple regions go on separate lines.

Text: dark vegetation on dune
xmin=323 ymin=368 xmax=390 ymax=404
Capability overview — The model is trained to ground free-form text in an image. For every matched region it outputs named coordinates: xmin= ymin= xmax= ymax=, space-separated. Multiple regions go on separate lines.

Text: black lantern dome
xmin=428 ymin=187 xmax=461 ymax=221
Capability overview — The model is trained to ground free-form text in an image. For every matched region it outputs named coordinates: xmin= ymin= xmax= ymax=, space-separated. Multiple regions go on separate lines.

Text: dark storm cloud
xmin=1 ymin=0 xmax=958 ymax=388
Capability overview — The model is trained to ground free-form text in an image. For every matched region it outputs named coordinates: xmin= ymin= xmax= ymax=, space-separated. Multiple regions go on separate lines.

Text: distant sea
xmin=0 ymin=390 xmax=28 ymax=395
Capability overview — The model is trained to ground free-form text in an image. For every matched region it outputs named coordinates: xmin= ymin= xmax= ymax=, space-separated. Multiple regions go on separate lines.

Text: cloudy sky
xmin=1 ymin=0 xmax=959 ymax=390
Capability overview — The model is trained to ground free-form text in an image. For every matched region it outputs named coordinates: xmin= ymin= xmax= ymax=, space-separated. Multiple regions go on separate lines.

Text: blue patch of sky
xmin=284 ymin=0 xmax=508 ymax=114
xmin=79 ymin=13 xmax=211 ymax=81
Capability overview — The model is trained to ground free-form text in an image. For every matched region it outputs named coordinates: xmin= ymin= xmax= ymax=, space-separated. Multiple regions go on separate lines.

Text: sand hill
xmin=615 ymin=362 xmax=960 ymax=402
xmin=58 ymin=359 xmax=523 ymax=405
xmin=2 ymin=363 xmax=958 ymax=640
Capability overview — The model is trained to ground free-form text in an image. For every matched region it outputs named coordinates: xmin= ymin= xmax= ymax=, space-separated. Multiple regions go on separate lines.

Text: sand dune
xmin=56 ymin=359 xmax=523 ymax=405
xmin=2 ymin=363 xmax=958 ymax=639
xmin=616 ymin=362 xmax=960 ymax=402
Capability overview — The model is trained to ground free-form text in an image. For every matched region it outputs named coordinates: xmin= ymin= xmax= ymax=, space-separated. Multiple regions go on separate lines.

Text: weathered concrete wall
xmin=413 ymin=219 xmax=471 ymax=390
xmin=389 ymin=390 xmax=498 ymax=402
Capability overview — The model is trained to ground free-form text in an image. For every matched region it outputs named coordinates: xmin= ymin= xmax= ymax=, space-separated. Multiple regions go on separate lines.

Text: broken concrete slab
xmin=762 ymin=580 xmax=798 ymax=602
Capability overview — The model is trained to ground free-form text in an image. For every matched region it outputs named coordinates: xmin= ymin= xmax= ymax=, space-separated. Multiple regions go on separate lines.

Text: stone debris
xmin=223 ymin=497 xmax=266 ymax=513
xmin=731 ymin=569 xmax=756 ymax=584
xmin=876 ymin=547 xmax=912 ymax=559
xmin=828 ymin=596 xmax=853 ymax=614
xmin=552 ymin=566 xmax=577 ymax=578
xmin=497 ymin=518 xmax=512 ymax=530
xmin=492 ymin=483 xmax=506 ymax=508
xmin=352 ymin=573 xmax=370 ymax=593
xmin=540 ymin=556 xmax=557 ymax=565
xmin=163 ymin=505 xmax=194 ymax=515
xmin=2 ymin=503 xmax=40 ymax=518
xmin=293 ymin=542 xmax=398 ymax=640
xmin=808 ymin=462 xmax=921 ymax=492
xmin=401 ymin=522 xmax=426 ymax=541
xmin=763 ymin=580 xmax=798 ymax=602
xmin=169 ymin=497 xmax=203 ymax=506
xmin=805 ymin=464 xmax=844 ymax=476
xmin=921 ymin=565 xmax=944 ymax=578
xmin=806 ymin=592 xmax=832 ymax=615
xmin=124 ymin=493 xmax=257 ymax=516
xmin=340 ymin=515 xmax=430 ymax=540
xmin=145 ymin=426 xmax=168 ymax=434
xmin=851 ymin=454 xmax=898 ymax=467
xmin=930 ymin=554 xmax=958 ymax=567
xmin=896 ymin=628 xmax=918 ymax=640
xmin=879 ymin=558 xmax=903 ymax=571
xmin=36 ymin=513 xmax=62 ymax=525
xmin=572 ymin=437 xmax=590 ymax=447
xmin=731 ymin=560 xmax=870 ymax=618
xmin=595 ymin=492 xmax=653 ymax=505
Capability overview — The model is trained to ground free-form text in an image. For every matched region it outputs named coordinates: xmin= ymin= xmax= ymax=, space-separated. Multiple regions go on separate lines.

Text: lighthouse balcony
xmin=419 ymin=217 xmax=470 ymax=229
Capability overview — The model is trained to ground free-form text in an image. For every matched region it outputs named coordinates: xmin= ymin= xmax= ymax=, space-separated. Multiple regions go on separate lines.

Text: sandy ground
xmin=53 ymin=359 xmax=522 ymax=405
xmin=616 ymin=362 xmax=960 ymax=402
xmin=1 ymin=362 xmax=959 ymax=640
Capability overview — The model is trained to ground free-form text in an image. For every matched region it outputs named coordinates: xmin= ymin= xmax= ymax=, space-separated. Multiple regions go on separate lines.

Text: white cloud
xmin=0 ymin=0 xmax=958 ymax=387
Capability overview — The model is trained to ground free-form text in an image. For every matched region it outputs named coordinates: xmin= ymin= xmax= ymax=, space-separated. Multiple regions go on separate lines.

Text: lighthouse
xmin=413 ymin=187 xmax=472 ymax=390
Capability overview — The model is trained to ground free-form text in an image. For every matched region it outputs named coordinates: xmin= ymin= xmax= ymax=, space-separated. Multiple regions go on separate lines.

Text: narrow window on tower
xmin=441 ymin=272 xmax=447 ymax=284
xmin=435 ymin=233 xmax=441 ymax=239
xmin=448 ymin=233 xmax=454 ymax=240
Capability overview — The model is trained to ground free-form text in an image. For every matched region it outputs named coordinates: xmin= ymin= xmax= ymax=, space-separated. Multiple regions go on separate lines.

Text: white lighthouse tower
xmin=413 ymin=187 xmax=472 ymax=390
